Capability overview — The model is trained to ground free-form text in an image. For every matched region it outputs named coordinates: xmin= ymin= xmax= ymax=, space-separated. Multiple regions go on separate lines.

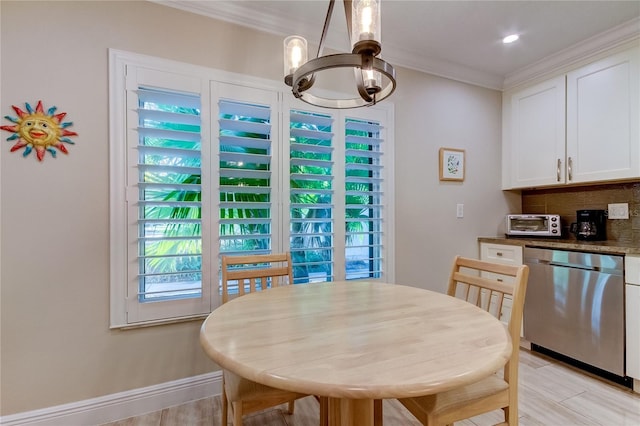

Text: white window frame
xmin=109 ymin=50 xmax=217 ymax=327
xmin=109 ymin=49 xmax=395 ymax=328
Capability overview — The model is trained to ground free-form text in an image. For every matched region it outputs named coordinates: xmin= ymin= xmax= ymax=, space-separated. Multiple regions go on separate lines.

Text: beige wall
xmin=0 ymin=0 xmax=516 ymax=415
xmin=393 ymin=68 xmax=520 ymax=292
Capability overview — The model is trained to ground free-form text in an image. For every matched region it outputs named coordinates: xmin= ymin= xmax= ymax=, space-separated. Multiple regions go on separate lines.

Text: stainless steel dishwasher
xmin=523 ymin=247 xmax=625 ymax=377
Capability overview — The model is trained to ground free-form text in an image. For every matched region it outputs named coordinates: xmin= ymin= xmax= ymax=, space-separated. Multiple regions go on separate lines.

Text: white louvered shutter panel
xmin=345 ymin=117 xmax=384 ymax=279
xmin=289 ymin=109 xmax=335 ymax=283
xmin=215 ymin=84 xmax=280 ymax=264
xmin=126 ymin=66 xmax=210 ymax=324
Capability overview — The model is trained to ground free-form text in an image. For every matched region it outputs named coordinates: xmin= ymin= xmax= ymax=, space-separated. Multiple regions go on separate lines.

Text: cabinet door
xmin=508 ymin=76 xmax=566 ymax=188
xmin=566 ymin=47 xmax=640 ymax=183
xmin=626 ymin=256 xmax=640 ymax=380
xmin=627 ymin=284 xmax=640 ymax=380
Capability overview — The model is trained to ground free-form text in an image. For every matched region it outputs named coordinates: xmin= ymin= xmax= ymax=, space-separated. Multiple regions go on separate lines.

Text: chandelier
xmin=283 ymin=0 xmax=396 ymax=109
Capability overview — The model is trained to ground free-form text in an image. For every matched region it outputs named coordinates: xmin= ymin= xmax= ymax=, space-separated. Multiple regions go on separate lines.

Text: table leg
xmin=319 ymin=396 xmax=329 ymax=426
xmin=374 ymin=399 xmax=383 ymax=426
xmin=327 ymin=398 xmax=374 ymax=426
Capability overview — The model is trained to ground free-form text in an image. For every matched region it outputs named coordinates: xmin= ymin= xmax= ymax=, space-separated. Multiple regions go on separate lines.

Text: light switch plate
xmin=608 ymin=203 xmax=629 ymax=219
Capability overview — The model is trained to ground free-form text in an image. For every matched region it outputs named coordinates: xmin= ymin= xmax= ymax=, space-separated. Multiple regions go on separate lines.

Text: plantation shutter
xmin=217 ymin=86 xmax=275 ymax=259
xmin=111 ymin=51 xmax=394 ymax=327
xmin=289 ymin=109 xmax=335 ymax=283
xmin=136 ymin=87 xmax=203 ymax=300
xmin=120 ymin=63 xmax=211 ymax=325
xmin=345 ymin=117 xmax=384 ymax=279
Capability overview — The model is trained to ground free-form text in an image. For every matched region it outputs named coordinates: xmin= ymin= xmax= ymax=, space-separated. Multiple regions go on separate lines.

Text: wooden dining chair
xmin=397 ymin=255 xmax=529 ymax=426
xmin=219 ymin=252 xmax=308 ymax=425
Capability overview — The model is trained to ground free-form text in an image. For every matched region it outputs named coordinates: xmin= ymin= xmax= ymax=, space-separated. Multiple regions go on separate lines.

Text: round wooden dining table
xmin=200 ymin=281 xmax=512 ymax=426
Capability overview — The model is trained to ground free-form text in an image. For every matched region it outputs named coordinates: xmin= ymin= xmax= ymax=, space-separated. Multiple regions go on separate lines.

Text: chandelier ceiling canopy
xmin=283 ymin=0 xmax=397 ymax=109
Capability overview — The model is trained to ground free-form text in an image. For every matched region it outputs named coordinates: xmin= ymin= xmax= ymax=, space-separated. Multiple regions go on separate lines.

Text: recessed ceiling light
xmin=503 ymin=34 xmax=519 ymax=44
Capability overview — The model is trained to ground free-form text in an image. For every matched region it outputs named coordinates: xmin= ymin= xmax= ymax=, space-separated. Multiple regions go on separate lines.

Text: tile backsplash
xmin=522 ymin=181 xmax=640 ymax=245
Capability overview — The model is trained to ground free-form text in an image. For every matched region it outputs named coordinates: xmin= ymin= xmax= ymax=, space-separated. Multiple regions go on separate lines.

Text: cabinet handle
xmin=557 ymin=158 xmax=561 ymax=182
xmin=568 ymin=157 xmax=573 ymax=181
xmin=496 ymin=252 xmax=503 ymax=257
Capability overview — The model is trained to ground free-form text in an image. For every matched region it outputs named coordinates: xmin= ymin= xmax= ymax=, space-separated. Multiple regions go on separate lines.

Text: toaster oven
xmin=506 ymin=214 xmax=561 ymax=237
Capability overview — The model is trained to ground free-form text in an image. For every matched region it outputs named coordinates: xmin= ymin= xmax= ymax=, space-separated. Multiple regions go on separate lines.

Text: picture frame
xmin=439 ymin=148 xmax=465 ymax=181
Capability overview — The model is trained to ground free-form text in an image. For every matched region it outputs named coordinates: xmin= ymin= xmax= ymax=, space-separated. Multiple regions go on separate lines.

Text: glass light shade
xmin=351 ymin=0 xmax=381 ymax=47
xmin=284 ymin=36 xmax=308 ymax=77
xmin=362 ymin=68 xmax=382 ymax=94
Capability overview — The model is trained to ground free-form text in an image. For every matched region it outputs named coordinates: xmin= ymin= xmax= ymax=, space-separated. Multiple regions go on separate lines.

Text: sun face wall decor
xmin=1 ymin=100 xmax=78 ymax=161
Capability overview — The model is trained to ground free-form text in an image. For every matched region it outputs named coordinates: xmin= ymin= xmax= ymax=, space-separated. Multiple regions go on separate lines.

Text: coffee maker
xmin=571 ymin=209 xmax=607 ymax=241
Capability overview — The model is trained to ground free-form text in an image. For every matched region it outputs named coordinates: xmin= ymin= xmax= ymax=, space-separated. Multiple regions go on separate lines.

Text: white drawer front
xmin=480 ymin=243 xmax=523 ymax=266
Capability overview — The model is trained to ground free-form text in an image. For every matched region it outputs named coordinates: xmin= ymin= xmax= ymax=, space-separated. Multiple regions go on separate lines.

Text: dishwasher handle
xmin=548 ymin=261 xmax=595 ymax=271
xmin=527 ymin=257 xmax=596 ymax=270
xmin=526 ymin=258 xmax=623 ymax=276
xmin=524 ymin=248 xmax=624 ymax=276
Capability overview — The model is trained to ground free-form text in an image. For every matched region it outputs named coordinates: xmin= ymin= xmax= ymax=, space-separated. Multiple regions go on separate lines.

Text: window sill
xmin=111 ymin=313 xmax=210 ymax=330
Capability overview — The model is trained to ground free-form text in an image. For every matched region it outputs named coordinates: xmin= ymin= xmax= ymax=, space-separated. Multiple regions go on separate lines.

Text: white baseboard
xmin=0 ymin=371 xmax=222 ymax=426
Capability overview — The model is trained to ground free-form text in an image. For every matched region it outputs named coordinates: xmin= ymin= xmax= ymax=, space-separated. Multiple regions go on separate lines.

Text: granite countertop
xmin=478 ymin=236 xmax=640 ymax=256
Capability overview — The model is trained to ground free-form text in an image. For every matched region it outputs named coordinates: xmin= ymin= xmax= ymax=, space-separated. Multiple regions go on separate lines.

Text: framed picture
xmin=439 ymin=148 xmax=465 ymax=181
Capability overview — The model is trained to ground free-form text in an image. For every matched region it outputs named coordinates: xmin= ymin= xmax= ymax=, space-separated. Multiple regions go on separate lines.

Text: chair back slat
xmin=221 ymin=252 xmax=293 ymax=304
xmin=493 ymin=290 xmax=505 ymax=318
xmin=225 ymin=266 xmax=291 ymax=281
xmin=452 ymin=271 xmax=515 ymax=295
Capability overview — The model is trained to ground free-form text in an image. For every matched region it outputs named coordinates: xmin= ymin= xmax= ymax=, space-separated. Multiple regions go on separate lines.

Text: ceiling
xmin=154 ymin=0 xmax=640 ymax=90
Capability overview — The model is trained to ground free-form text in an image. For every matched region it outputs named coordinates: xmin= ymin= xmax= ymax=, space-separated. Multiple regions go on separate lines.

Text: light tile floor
xmin=102 ymin=349 xmax=640 ymax=425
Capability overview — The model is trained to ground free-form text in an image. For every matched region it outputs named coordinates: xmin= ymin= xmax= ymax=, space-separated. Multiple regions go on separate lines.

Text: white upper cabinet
xmin=566 ymin=48 xmax=639 ymax=183
xmin=508 ymin=76 xmax=566 ymax=188
xmin=503 ymin=45 xmax=639 ymax=190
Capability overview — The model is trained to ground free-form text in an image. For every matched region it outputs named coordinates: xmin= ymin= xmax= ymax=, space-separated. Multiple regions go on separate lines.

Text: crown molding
xmin=503 ymin=17 xmax=640 ymax=91
xmin=150 ymin=0 xmax=504 ymax=90
xmin=166 ymin=0 xmax=294 ymax=36
xmin=382 ymin=43 xmax=504 ymax=90
xmin=152 ymin=1 xmax=638 ymax=92
xmin=150 ymin=0 xmax=349 ymax=50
